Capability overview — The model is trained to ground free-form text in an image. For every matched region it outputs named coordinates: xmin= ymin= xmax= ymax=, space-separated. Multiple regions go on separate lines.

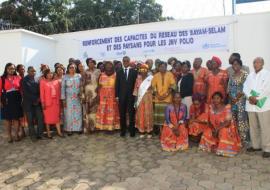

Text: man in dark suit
xmin=115 ymin=56 xmax=137 ymax=137
xmin=22 ymin=66 xmax=44 ymax=141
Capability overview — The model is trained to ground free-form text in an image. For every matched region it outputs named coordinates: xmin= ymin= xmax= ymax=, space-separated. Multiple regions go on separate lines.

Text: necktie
xmin=124 ymin=68 xmax=128 ymax=80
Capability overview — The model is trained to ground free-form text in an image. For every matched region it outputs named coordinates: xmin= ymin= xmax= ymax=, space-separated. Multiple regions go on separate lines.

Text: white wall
xmin=51 ymin=12 xmax=270 ymax=71
xmin=21 ymin=32 xmax=56 ymax=71
xmin=0 ymin=30 xmax=56 ymax=73
xmin=0 ymin=31 xmax=21 ymax=73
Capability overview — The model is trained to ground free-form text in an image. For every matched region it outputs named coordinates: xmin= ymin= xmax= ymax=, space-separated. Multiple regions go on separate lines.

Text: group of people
xmin=1 ymin=53 xmax=270 ymax=158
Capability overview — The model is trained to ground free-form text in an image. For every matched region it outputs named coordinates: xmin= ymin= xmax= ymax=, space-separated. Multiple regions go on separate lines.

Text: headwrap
xmin=211 ymin=56 xmax=222 ymax=67
xmin=139 ymin=63 xmax=149 ymax=73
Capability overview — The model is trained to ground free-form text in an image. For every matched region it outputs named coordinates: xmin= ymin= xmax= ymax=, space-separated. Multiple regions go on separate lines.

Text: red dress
xmin=188 ymin=104 xmax=209 ymax=136
xmin=160 ymin=104 xmax=189 ymax=152
xmin=192 ymin=67 xmax=208 ymax=96
xmin=40 ymin=80 xmax=61 ymax=124
xmin=199 ymin=105 xmax=241 ymax=157
xmin=206 ymin=70 xmax=228 ymax=103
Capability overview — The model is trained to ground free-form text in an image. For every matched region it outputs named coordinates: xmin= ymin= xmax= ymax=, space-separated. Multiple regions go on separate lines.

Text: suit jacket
xmin=115 ymin=68 xmax=137 ymax=101
xmin=178 ymin=73 xmax=194 ymax=98
xmin=22 ymin=75 xmax=40 ymax=111
xmin=40 ymin=80 xmax=61 ymax=107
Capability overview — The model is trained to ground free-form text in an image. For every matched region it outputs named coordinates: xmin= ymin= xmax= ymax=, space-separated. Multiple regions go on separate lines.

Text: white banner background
xmin=80 ymin=24 xmax=229 ymax=60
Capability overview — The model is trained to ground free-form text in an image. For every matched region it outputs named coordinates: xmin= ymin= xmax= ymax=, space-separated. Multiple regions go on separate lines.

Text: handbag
xmin=1 ymin=76 xmax=7 ymax=105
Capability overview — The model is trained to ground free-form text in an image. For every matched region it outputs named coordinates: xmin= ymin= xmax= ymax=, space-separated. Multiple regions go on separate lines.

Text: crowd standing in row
xmin=1 ymin=54 xmax=270 ymax=158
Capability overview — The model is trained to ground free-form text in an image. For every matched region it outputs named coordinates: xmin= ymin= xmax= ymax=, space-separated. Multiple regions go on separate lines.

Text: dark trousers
xmin=119 ymin=96 xmax=135 ymax=135
xmin=25 ymin=105 xmax=44 ymax=138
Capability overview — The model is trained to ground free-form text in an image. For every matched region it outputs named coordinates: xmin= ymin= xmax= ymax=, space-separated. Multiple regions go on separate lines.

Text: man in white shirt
xmin=243 ymin=57 xmax=270 ymax=158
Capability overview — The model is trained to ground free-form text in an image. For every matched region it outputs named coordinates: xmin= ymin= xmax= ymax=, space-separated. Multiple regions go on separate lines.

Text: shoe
xmin=8 ymin=139 xmax=13 ymax=143
xmin=120 ymin=132 xmax=126 ymax=137
xmin=47 ymin=136 xmax=53 ymax=139
xmin=37 ymin=136 xmax=46 ymax=140
xmin=262 ymin=152 xmax=270 ymax=158
xmin=247 ymin=147 xmax=262 ymax=152
xmin=147 ymin=135 xmax=152 ymax=139
xmin=140 ymin=135 xmax=145 ymax=138
xmin=58 ymin=134 xmax=65 ymax=138
xmin=130 ymin=133 xmax=135 ymax=137
xmin=67 ymin=133 xmax=73 ymax=136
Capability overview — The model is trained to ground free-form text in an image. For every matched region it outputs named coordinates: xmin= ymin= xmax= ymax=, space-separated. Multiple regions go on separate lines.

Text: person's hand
xmin=249 ymin=96 xmax=257 ymax=105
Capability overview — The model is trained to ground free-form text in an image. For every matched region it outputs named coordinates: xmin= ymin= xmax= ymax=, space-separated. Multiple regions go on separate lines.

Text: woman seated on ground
xmin=199 ymin=92 xmax=241 ymax=157
xmin=160 ymin=92 xmax=189 ymax=152
xmin=188 ymin=93 xmax=209 ymax=142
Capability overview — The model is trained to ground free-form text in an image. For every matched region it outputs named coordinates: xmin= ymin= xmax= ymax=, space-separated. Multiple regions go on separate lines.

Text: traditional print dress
xmin=192 ymin=67 xmax=208 ymax=96
xmin=228 ymin=70 xmax=249 ymax=144
xmin=61 ymin=74 xmax=82 ymax=132
xmin=206 ymin=70 xmax=228 ymax=103
xmin=40 ymin=79 xmax=61 ymax=124
xmin=133 ymin=75 xmax=153 ymax=133
xmin=188 ymin=103 xmax=209 ymax=136
xmin=160 ymin=104 xmax=189 ymax=151
xmin=152 ymin=72 xmax=176 ymax=128
xmin=80 ymin=69 xmax=101 ymax=133
xmin=199 ymin=105 xmax=241 ymax=157
xmin=96 ymin=73 xmax=120 ymax=130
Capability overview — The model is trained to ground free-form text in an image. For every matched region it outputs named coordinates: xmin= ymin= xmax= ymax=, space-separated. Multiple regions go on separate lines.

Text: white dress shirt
xmin=243 ymin=69 xmax=270 ymax=112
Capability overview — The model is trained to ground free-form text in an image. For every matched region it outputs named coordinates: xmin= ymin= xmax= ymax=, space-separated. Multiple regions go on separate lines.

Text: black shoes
xmin=120 ymin=132 xmax=126 ymax=138
xmin=246 ymin=147 xmax=262 ymax=152
xmin=262 ymin=152 xmax=270 ymax=158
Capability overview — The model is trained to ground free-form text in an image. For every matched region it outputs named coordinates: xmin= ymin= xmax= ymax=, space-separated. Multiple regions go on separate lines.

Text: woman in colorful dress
xmin=96 ymin=61 xmax=120 ymax=131
xmin=152 ymin=62 xmax=176 ymax=134
xmin=160 ymin=92 xmax=189 ymax=151
xmin=54 ymin=65 xmax=65 ymax=126
xmin=199 ymin=92 xmax=241 ymax=157
xmin=40 ymin=69 xmax=64 ymax=138
xmin=133 ymin=64 xmax=153 ymax=138
xmin=191 ymin=57 xmax=208 ymax=96
xmin=61 ymin=63 xmax=82 ymax=135
xmin=228 ymin=58 xmax=249 ymax=146
xmin=206 ymin=56 xmax=228 ymax=103
xmin=80 ymin=58 xmax=101 ymax=133
xmin=188 ymin=94 xmax=209 ymax=142
xmin=0 ymin=63 xmax=23 ymax=142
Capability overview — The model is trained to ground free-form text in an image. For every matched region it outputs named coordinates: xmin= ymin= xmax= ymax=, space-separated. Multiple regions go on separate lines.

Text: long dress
xmin=188 ymin=104 xmax=209 ymax=136
xmin=192 ymin=67 xmax=208 ymax=96
xmin=40 ymin=79 xmax=61 ymax=124
xmin=80 ymin=69 xmax=101 ymax=133
xmin=199 ymin=105 xmax=241 ymax=157
xmin=206 ymin=70 xmax=228 ymax=103
xmin=160 ymin=104 xmax=189 ymax=151
xmin=228 ymin=70 xmax=249 ymax=144
xmin=96 ymin=73 xmax=120 ymax=130
xmin=61 ymin=74 xmax=82 ymax=132
xmin=133 ymin=75 xmax=153 ymax=133
xmin=152 ymin=72 xmax=176 ymax=127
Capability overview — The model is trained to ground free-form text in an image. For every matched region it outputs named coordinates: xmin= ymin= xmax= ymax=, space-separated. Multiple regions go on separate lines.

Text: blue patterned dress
xmin=228 ymin=70 xmax=249 ymax=144
xmin=61 ymin=74 xmax=82 ymax=132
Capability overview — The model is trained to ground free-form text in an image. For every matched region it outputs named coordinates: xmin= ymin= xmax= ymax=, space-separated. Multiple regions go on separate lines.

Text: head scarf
xmin=139 ymin=63 xmax=149 ymax=73
xmin=211 ymin=56 xmax=222 ymax=67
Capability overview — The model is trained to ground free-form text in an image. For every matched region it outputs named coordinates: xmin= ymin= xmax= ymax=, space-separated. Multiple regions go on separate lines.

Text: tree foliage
xmin=0 ymin=0 xmax=173 ymax=34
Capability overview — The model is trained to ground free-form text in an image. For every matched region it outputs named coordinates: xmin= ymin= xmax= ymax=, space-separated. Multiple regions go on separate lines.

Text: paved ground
xmin=0 ymin=130 xmax=270 ymax=190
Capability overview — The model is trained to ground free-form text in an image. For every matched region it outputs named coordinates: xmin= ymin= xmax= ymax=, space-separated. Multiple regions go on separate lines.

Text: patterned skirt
xmin=153 ymin=103 xmax=168 ymax=127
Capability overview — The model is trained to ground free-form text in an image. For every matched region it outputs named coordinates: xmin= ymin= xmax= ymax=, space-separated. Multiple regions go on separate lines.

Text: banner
xmin=80 ymin=24 xmax=229 ymax=60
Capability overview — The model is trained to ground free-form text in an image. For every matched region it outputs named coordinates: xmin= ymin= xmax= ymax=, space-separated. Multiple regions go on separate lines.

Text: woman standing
xmin=61 ymin=63 xmax=82 ymax=135
xmin=177 ymin=61 xmax=194 ymax=117
xmin=96 ymin=61 xmax=120 ymax=131
xmin=0 ymin=63 xmax=23 ymax=142
xmin=160 ymin=92 xmax=189 ymax=151
xmin=199 ymin=92 xmax=241 ymax=157
xmin=16 ymin=64 xmax=27 ymax=138
xmin=40 ymin=69 xmax=64 ymax=138
xmin=80 ymin=58 xmax=101 ymax=133
xmin=206 ymin=56 xmax=228 ymax=103
xmin=133 ymin=64 xmax=153 ymax=138
xmin=228 ymin=58 xmax=249 ymax=145
xmin=188 ymin=94 xmax=209 ymax=140
xmin=152 ymin=62 xmax=176 ymax=134
xmin=54 ymin=65 xmax=65 ymax=82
